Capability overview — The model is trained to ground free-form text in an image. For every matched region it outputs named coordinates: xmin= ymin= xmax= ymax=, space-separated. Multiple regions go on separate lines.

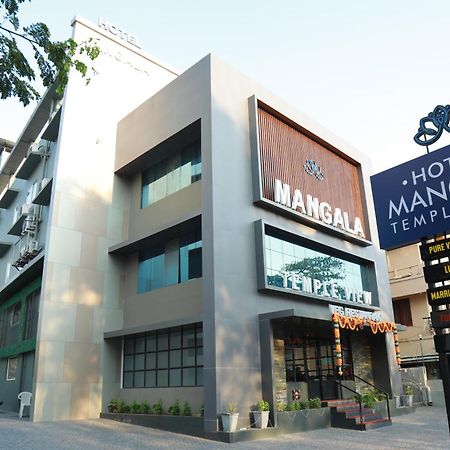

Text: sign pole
xmin=421 ymin=237 xmax=450 ymax=434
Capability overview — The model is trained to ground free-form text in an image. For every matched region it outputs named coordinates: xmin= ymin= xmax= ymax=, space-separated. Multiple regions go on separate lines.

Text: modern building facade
xmin=0 ymin=16 xmax=401 ymax=432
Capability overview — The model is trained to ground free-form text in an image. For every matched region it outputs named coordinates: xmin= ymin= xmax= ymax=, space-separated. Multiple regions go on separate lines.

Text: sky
xmin=1 ymin=0 xmax=450 ymax=174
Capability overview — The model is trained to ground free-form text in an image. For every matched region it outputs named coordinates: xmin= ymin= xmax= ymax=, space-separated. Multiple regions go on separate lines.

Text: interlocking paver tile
xmin=0 ymin=406 xmax=448 ymax=449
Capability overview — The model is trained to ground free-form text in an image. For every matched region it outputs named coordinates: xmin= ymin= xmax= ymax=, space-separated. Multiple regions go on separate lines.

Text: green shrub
xmin=116 ymin=399 xmax=127 ymax=413
xmin=255 ymin=400 xmax=270 ymax=411
xmin=107 ymin=399 xmax=121 ymax=413
xmin=182 ymin=401 xmax=192 ymax=416
xmin=140 ymin=400 xmax=151 ymax=414
xmin=276 ymin=402 xmax=286 ymax=412
xmin=130 ymin=400 xmax=140 ymax=414
xmin=358 ymin=389 xmax=380 ymax=409
xmin=308 ymin=397 xmax=322 ymax=409
xmin=299 ymin=400 xmax=309 ymax=410
xmin=122 ymin=405 xmax=131 ymax=413
xmin=405 ymin=385 xmax=413 ymax=395
xmin=287 ymin=401 xmax=302 ymax=411
xmin=169 ymin=400 xmax=181 ymax=416
xmin=227 ymin=402 xmax=238 ymax=414
xmin=153 ymin=399 xmax=163 ymax=415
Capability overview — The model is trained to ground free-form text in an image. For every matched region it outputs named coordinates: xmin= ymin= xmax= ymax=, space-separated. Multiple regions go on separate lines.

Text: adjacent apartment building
xmin=387 ymin=244 xmax=439 ymax=378
xmin=0 ymin=16 xmax=402 ymax=432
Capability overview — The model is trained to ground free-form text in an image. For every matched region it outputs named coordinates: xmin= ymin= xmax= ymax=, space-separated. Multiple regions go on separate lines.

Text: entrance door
xmin=305 ymin=338 xmax=337 ymax=400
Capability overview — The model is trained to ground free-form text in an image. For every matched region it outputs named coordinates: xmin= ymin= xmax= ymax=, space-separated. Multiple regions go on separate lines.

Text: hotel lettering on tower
xmin=0 ymin=16 xmax=401 ymax=432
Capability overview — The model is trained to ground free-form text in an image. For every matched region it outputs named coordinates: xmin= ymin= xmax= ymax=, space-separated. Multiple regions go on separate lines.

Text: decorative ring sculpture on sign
xmin=414 ymin=104 xmax=450 ymax=146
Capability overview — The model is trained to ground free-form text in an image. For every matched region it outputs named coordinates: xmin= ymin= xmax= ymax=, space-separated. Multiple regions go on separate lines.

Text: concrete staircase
xmin=325 ymin=399 xmax=392 ymax=431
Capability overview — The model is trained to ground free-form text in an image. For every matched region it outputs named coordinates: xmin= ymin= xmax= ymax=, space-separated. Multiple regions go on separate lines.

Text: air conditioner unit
xmin=23 ymin=219 xmax=37 ymax=233
xmin=29 ymin=240 xmax=39 ymax=252
xmin=19 ymin=245 xmax=27 ymax=257
xmin=39 ymin=178 xmax=50 ymax=191
xmin=21 ymin=203 xmax=33 ymax=215
xmin=28 ymin=142 xmax=46 ymax=156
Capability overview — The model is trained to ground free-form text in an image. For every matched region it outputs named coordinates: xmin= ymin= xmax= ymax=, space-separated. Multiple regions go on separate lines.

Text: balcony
xmin=0 ymin=179 xmax=20 ymax=209
xmin=8 ymin=203 xmax=40 ymax=236
xmin=15 ymin=143 xmax=48 ymax=180
xmin=32 ymin=178 xmax=53 ymax=206
xmin=11 ymin=235 xmax=42 ymax=270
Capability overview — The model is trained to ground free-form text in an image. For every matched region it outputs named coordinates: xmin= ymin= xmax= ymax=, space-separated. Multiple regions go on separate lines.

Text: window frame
xmin=10 ymin=303 xmax=21 ymax=327
xmin=141 ymin=141 xmax=201 ymax=209
xmin=122 ymin=323 xmax=203 ymax=389
xmin=6 ymin=356 xmax=18 ymax=381
xmin=393 ymin=298 xmax=413 ymax=327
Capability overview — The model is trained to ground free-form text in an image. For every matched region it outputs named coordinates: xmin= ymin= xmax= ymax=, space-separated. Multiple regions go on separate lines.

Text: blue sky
xmin=1 ymin=0 xmax=450 ymax=172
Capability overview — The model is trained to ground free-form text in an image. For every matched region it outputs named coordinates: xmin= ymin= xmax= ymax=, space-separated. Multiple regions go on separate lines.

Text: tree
xmin=284 ymin=256 xmax=345 ymax=283
xmin=0 ymin=0 xmax=100 ymax=106
xmin=267 ymin=256 xmax=345 ymax=291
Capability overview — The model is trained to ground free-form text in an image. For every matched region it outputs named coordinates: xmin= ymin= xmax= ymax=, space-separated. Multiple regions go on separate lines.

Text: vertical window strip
xmin=141 ymin=141 xmax=201 ymax=209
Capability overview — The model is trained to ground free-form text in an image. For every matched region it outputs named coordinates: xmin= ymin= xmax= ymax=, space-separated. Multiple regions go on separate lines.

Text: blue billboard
xmin=370 ymin=144 xmax=450 ymax=249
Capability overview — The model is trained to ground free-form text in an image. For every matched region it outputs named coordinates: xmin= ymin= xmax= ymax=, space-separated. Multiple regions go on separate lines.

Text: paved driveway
xmin=0 ymin=407 xmax=448 ymax=449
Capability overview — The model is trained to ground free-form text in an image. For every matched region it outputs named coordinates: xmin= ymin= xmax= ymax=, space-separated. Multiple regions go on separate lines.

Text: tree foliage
xmin=0 ymin=0 xmax=100 ymax=105
xmin=284 ymin=256 xmax=345 ymax=282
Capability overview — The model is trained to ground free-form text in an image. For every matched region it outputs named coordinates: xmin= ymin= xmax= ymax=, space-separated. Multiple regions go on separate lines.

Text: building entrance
xmin=282 ymin=319 xmax=353 ymax=401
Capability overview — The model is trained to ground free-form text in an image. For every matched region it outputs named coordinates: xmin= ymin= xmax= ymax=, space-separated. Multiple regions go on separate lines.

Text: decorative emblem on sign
xmin=414 ymin=104 xmax=450 ymax=147
xmin=292 ymin=389 xmax=301 ymax=401
xmin=303 ymin=160 xmax=324 ymax=180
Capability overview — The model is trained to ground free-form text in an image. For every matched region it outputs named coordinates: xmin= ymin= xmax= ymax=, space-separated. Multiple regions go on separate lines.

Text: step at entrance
xmin=324 ymin=399 xmax=392 ymax=431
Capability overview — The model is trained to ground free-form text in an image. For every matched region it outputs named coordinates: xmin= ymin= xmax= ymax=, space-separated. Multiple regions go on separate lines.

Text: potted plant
xmin=252 ymin=400 xmax=270 ymax=429
xmin=402 ymin=385 xmax=413 ymax=407
xmin=221 ymin=402 xmax=239 ymax=432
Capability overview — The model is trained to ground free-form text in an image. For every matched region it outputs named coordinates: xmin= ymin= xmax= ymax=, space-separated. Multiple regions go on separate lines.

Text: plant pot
xmin=401 ymin=394 xmax=413 ymax=407
xmin=252 ymin=410 xmax=269 ymax=429
xmin=221 ymin=413 xmax=239 ymax=432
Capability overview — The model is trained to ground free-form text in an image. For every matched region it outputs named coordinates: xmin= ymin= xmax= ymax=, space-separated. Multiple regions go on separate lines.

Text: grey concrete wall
xmin=201 ymin=54 xmax=401 ymax=431
xmin=31 ymin=17 xmax=179 ymax=422
xmin=123 ymin=274 xmax=202 ymax=330
xmin=112 ymin=53 xmax=401 ymax=433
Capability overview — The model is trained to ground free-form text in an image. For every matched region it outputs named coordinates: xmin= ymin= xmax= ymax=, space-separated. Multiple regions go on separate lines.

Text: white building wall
xmin=32 ymin=17 xmax=178 ymax=421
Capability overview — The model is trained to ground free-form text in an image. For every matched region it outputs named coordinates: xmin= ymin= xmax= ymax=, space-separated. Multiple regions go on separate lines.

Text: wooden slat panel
xmin=258 ymin=108 xmax=367 ymax=236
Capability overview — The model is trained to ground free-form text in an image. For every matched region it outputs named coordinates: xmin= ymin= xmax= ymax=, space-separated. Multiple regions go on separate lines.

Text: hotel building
xmin=0 ymin=16 xmax=401 ymax=432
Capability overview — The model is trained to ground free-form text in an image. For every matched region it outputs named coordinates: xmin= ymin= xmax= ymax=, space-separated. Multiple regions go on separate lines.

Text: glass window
xmin=170 ymin=369 xmax=182 ymax=387
xmin=141 ymin=141 xmax=201 ymax=208
xmin=183 ymin=368 xmax=196 ymax=386
xmin=134 ymin=354 xmax=145 ymax=371
xmin=6 ymin=357 xmax=17 ymax=381
xmin=393 ymin=299 xmax=413 ymax=326
xmin=122 ymin=323 xmax=203 ymax=388
xmin=145 ymin=371 xmax=156 ymax=387
xmin=24 ymin=288 xmax=40 ymax=340
xmin=264 ymin=232 xmax=370 ymax=298
xmin=134 ymin=371 xmax=145 ymax=387
xmin=146 ymin=333 xmax=156 ymax=352
xmin=137 ymin=247 xmax=165 ymax=293
xmin=137 ymin=230 xmax=202 ymax=294
xmin=158 ymin=369 xmax=169 ymax=387
xmin=10 ymin=303 xmax=21 ymax=326
xmin=146 ymin=353 xmax=156 ymax=369
xmin=157 ymin=352 xmax=168 ymax=369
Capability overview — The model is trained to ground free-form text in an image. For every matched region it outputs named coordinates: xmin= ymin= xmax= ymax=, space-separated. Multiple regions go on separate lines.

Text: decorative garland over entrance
xmin=331 ymin=313 xmax=401 ymax=376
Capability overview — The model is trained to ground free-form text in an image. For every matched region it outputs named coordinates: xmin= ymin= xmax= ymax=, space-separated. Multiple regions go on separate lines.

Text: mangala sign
xmin=370 ymin=144 xmax=450 ymax=249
